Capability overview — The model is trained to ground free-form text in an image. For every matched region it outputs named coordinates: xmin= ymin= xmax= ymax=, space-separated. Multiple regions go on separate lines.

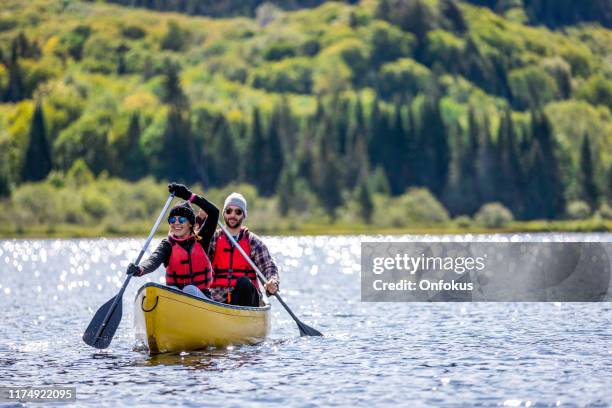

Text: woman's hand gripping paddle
xmin=82 ymin=194 xmax=175 ymax=349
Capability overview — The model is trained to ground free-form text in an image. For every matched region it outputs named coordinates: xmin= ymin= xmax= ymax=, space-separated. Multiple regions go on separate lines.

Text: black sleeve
xmin=139 ymin=239 xmax=172 ymax=275
xmin=192 ymin=195 xmax=219 ymax=252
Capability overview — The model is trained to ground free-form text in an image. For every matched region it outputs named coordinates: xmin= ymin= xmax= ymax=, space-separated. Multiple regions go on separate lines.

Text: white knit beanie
xmin=223 ymin=192 xmax=247 ymax=218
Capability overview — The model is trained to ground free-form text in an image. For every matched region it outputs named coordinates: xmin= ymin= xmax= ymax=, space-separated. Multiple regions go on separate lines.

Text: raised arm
xmin=167 ymin=182 xmax=219 ymax=252
xmin=192 ymin=195 xmax=219 ymax=251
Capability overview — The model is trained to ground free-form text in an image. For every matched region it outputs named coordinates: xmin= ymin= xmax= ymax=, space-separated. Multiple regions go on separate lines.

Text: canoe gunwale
xmin=135 ymin=282 xmax=271 ymax=313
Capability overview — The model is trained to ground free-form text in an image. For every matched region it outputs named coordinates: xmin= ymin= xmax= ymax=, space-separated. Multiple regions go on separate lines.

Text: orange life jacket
xmin=165 ymin=235 xmax=212 ymax=291
xmin=211 ymin=228 xmax=258 ymax=291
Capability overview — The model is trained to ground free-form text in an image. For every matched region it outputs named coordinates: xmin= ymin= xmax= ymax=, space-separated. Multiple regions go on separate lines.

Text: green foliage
xmin=424 ymin=30 xmax=464 ymax=69
xmin=377 ymin=58 xmax=432 ymax=98
xmin=262 ymin=40 xmax=297 ymax=61
xmin=319 ymin=38 xmax=369 ymax=85
xmin=59 ymin=24 xmax=91 ymax=60
xmin=576 ymin=75 xmax=612 ymax=111
xmin=251 ymin=58 xmax=313 ymax=93
xmin=0 ymin=0 xmax=611 ymax=230
xmin=508 ymin=65 xmax=559 ymax=110
xmin=367 ymin=21 xmax=415 ymax=67
xmin=121 ymin=25 xmax=146 ymax=40
xmin=161 ymin=21 xmax=190 ymax=52
xmin=81 ymin=34 xmax=119 ymax=74
xmin=66 ymin=159 xmax=94 ymax=186
xmin=355 ymin=175 xmax=374 ymax=223
xmin=540 ymin=57 xmax=572 ymax=99
xmin=597 ymin=203 xmax=612 ymax=220
xmin=12 ymin=183 xmax=63 ymax=226
xmin=378 ymin=188 xmax=450 ymax=227
xmin=454 ymin=215 xmax=472 ymax=228
xmin=54 ymin=107 xmax=114 ymax=174
xmin=580 ymin=133 xmax=599 ymax=208
xmin=474 ymin=202 xmax=514 ymax=228
xmin=82 ymin=186 xmax=113 ymax=219
xmin=566 ymin=200 xmax=591 ymax=220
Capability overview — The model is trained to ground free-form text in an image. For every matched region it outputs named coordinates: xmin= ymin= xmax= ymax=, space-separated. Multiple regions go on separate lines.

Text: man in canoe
xmin=209 ymin=192 xmax=279 ymax=306
xmin=127 ymin=183 xmax=219 ymax=299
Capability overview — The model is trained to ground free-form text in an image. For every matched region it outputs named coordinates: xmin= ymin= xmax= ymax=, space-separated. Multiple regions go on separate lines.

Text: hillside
xmin=0 ymin=0 xmax=611 ymax=234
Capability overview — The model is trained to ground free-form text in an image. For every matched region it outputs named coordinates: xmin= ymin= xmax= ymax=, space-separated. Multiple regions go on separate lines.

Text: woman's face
xmin=168 ymin=216 xmax=191 ymax=237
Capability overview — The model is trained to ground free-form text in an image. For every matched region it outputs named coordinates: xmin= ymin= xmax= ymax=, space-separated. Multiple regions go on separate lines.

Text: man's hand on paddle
xmin=264 ymin=279 xmax=279 ymax=295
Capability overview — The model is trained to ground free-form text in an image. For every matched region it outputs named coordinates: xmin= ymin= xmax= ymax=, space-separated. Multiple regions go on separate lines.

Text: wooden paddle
xmin=83 ymin=193 xmax=175 ymax=349
xmin=217 ymin=223 xmax=323 ymax=337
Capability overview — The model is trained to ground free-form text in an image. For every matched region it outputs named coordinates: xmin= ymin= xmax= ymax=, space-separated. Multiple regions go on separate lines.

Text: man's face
xmin=224 ymin=205 xmax=244 ymax=228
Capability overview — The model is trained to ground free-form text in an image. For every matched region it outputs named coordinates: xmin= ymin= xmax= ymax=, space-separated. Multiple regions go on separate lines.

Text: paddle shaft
xmin=217 ymin=223 xmax=318 ymax=331
xmin=217 ymin=223 xmax=272 ymax=288
xmin=91 ymin=193 xmax=175 ymax=343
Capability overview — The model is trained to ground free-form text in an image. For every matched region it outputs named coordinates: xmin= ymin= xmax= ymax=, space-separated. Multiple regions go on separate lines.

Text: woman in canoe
xmin=127 ymin=183 xmax=219 ymax=299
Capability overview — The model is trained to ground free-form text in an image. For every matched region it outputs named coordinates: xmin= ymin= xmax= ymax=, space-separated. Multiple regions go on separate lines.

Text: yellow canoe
xmin=134 ymin=283 xmax=271 ymax=354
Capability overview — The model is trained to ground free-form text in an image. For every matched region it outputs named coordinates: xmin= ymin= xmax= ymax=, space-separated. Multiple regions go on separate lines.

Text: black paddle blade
xmin=83 ymin=295 xmax=123 ymax=349
xmin=297 ymin=320 xmax=323 ymax=337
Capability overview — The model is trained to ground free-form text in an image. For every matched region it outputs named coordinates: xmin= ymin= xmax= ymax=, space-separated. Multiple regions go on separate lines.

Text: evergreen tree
xmin=440 ymin=0 xmax=467 ymax=34
xmin=159 ymin=61 xmax=195 ymax=183
xmin=356 ymin=173 xmax=374 ymax=223
xmin=375 ymin=0 xmax=392 ymax=20
xmin=397 ymin=0 xmax=435 ymax=50
xmin=524 ymin=111 xmax=566 ymax=219
xmin=370 ymin=166 xmax=391 ymax=195
xmin=276 ymin=165 xmax=297 ymax=216
xmin=403 ymin=104 xmax=418 ymax=188
xmin=274 ymin=98 xmax=298 ymax=160
xmin=477 ymin=114 xmax=497 ymax=204
xmin=246 ymin=108 xmax=265 ymax=189
xmin=420 ymin=97 xmax=449 ymax=196
xmin=580 ymin=133 xmax=599 ymax=209
xmin=162 ymin=109 xmax=195 ymax=182
xmin=367 ymin=99 xmax=391 ymax=170
xmin=4 ymin=40 xmax=24 ymax=102
xmin=259 ymin=107 xmax=284 ymax=196
xmin=162 ymin=60 xmax=187 ymax=108
xmin=0 ymin=157 xmax=11 ymax=197
xmin=208 ymin=114 xmax=240 ymax=186
xmin=385 ymin=103 xmax=407 ymax=194
xmin=605 ymin=165 xmax=612 ymax=205
xmin=22 ymin=103 xmax=52 ymax=182
xmin=345 ymin=98 xmax=369 ymax=189
xmin=312 ymin=115 xmax=343 ymax=215
xmin=497 ymin=108 xmax=524 ymax=215
xmin=462 ymin=37 xmax=496 ymax=95
xmin=122 ymin=113 xmax=147 ymax=181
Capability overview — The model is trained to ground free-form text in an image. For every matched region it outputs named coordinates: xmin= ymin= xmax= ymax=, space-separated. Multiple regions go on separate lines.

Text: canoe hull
xmin=134 ymin=283 xmax=270 ymax=354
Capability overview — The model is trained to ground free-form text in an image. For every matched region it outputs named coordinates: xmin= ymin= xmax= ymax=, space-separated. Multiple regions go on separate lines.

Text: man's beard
xmin=224 ymin=216 xmax=243 ymax=228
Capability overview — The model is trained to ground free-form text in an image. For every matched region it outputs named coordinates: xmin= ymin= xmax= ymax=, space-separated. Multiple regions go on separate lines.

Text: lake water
xmin=0 ymin=234 xmax=611 ymax=407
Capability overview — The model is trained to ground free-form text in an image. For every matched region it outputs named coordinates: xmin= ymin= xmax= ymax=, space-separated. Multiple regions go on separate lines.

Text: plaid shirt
xmin=208 ymin=227 xmax=279 ymax=303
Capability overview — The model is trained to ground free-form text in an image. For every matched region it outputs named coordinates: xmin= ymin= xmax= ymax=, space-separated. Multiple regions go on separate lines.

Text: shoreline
xmin=1 ymin=219 xmax=610 ymax=239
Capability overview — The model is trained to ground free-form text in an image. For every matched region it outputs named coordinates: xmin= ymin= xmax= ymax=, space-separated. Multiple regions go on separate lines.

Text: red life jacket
xmin=165 ymin=235 xmax=212 ymax=291
xmin=211 ymin=228 xmax=258 ymax=291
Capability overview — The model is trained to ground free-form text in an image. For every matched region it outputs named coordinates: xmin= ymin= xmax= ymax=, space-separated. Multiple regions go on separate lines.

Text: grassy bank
xmin=1 ymin=177 xmax=610 ymax=240
xmin=1 ymin=219 xmax=609 ymax=239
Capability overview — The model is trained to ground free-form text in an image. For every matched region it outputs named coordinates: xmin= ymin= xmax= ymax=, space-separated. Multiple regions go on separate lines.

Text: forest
xmin=0 ymin=0 xmax=611 ymax=235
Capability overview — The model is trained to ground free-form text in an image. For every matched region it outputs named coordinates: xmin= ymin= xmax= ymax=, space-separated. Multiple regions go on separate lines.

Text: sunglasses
xmin=225 ymin=208 xmax=243 ymax=216
xmin=168 ymin=216 xmax=188 ymax=224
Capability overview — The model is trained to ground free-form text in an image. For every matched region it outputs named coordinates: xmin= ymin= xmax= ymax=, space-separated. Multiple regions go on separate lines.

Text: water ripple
xmin=0 ymin=235 xmax=610 ymax=406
